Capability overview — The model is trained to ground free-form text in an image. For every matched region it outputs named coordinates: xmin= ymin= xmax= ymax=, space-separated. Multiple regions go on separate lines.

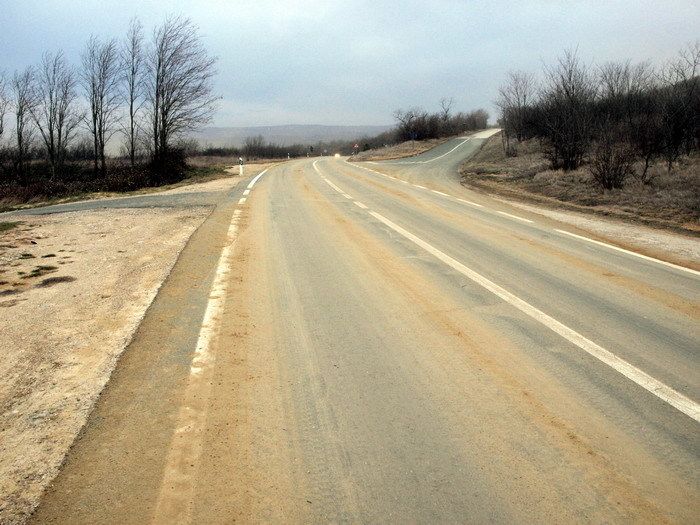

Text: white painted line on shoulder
xmin=555 ymin=229 xmax=700 ymax=277
xmin=242 ymin=189 xmax=250 ymax=196
xmin=154 ymin=203 xmax=245 ymax=519
xmin=368 ymin=210 xmax=700 ymax=423
xmin=353 ymin=201 xmax=368 ymax=209
xmin=238 ymin=197 xmax=247 ymax=204
xmin=399 ymin=179 xmax=409 ymax=184
xmin=431 ymin=189 xmax=450 ymax=196
xmin=497 ymin=211 xmax=533 ymax=223
xmin=414 ymin=184 xmax=427 ymax=189
xmin=246 ymin=168 xmax=269 ymax=189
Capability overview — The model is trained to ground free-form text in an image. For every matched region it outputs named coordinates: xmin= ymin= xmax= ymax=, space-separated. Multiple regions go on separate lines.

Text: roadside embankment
xmin=460 ymin=134 xmax=700 ymax=234
xmin=0 ymin=172 xmax=251 ymax=522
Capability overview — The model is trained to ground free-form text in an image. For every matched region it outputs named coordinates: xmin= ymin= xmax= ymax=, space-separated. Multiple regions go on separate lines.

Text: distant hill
xmin=190 ymin=124 xmax=393 ymax=147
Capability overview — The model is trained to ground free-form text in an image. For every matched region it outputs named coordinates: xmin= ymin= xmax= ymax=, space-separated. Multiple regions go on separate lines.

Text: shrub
xmin=590 ymin=137 xmax=635 ymax=189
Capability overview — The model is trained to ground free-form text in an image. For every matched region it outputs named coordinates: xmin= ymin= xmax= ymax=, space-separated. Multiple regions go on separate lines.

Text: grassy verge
xmin=460 ymin=135 xmax=700 ymax=234
xmin=0 ymin=221 xmax=21 ymax=232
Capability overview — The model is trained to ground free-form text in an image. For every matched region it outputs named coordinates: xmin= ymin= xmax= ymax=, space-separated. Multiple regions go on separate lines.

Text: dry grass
xmin=187 ymin=155 xmax=286 ymax=168
xmin=461 ymin=136 xmax=700 ymax=233
xmin=352 ymin=137 xmax=452 ymax=161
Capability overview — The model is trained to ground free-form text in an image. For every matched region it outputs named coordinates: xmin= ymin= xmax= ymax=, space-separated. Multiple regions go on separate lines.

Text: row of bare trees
xmin=0 ymin=15 xmax=217 ymax=184
xmin=393 ymin=100 xmax=488 ymax=142
xmin=496 ymin=43 xmax=700 ymax=188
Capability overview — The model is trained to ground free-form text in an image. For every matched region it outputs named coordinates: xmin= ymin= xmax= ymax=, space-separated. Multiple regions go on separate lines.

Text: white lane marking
xmin=497 ymin=210 xmax=534 ymax=223
xmin=353 ymin=201 xmax=368 ymax=209
xmin=238 ymin=197 xmax=247 ymax=204
xmin=247 ymin=168 xmax=269 ymax=189
xmin=414 ymin=184 xmax=427 ymax=189
xmin=399 ymin=179 xmax=409 ymax=184
xmin=342 ymin=193 xmax=353 ymax=199
xmin=389 ymin=137 xmax=472 ymax=164
xmin=555 ymin=229 xmax=700 ymax=277
xmin=243 ymin=189 xmax=250 ymax=196
xmin=324 ymin=178 xmax=344 ymax=193
xmin=343 ymin=159 xmax=698 ymax=276
xmin=456 ymin=198 xmax=484 ymax=208
xmin=431 ymin=189 xmax=450 ymax=197
xmin=368 ymin=210 xmax=700 ymax=423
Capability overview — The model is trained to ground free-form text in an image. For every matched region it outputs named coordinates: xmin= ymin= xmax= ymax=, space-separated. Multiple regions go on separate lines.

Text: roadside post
xmin=239 ymin=157 xmax=243 ymax=176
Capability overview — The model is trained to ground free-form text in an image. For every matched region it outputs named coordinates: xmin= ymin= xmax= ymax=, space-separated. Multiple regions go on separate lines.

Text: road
xmin=31 ymin=133 xmax=699 ymax=523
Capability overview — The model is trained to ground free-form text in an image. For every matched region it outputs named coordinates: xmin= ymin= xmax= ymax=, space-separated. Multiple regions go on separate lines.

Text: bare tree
xmin=496 ymin=70 xmax=536 ymax=155
xmin=0 ymin=73 xmax=9 ymax=139
xmin=82 ymin=36 xmax=121 ymax=176
xmin=11 ymin=68 xmax=36 ymax=177
xmin=439 ymin=97 xmax=454 ymax=121
xmin=121 ymin=17 xmax=144 ymax=166
xmin=30 ymin=51 xmax=81 ymax=178
xmin=540 ymin=50 xmax=597 ymax=170
xmin=147 ymin=16 xmax=218 ymax=160
xmin=597 ymin=60 xmax=660 ymax=182
xmin=657 ymin=41 xmax=699 ymax=170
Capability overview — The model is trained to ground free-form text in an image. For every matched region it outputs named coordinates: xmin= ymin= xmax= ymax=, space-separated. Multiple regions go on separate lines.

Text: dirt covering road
xmin=28 ymin=154 xmax=699 ymax=523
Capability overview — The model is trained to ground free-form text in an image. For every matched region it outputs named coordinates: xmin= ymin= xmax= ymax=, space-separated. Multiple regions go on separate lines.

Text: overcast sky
xmin=2 ymin=0 xmax=698 ymax=127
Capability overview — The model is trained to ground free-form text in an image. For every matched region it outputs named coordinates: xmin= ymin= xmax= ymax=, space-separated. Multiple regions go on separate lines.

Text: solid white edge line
xmin=555 ymin=229 xmax=700 ymax=277
xmin=154 ymin=202 xmax=246 ymax=519
xmin=246 ymin=168 xmax=269 ymax=189
xmin=368 ymin=210 xmax=700 ymax=423
xmin=242 ymin=189 xmax=250 ymax=196
xmin=414 ymin=184 xmax=427 ymax=189
xmin=388 ymin=137 xmax=471 ymax=164
xmin=353 ymin=201 xmax=368 ymax=209
xmin=431 ymin=189 xmax=450 ymax=197
xmin=497 ymin=210 xmax=534 ymax=223
xmin=348 ymin=158 xmax=697 ymax=277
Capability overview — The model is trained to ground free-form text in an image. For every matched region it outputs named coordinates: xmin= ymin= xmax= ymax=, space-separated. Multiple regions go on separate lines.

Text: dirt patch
xmin=36 ymin=276 xmax=77 ymax=288
xmin=460 ymin=135 xmax=700 ymax=234
xmin=0 ymin=206 xmax=209 ymax=523
xmin=0 ymin=222 xmax=21 ymax=233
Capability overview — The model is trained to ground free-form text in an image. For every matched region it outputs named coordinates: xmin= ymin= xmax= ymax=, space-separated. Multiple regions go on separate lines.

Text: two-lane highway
xmin=32 ymin=138 xmax=699 ymax=523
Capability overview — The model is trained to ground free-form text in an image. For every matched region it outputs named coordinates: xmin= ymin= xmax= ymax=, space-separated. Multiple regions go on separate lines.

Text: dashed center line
xmin=456 ymin=198 xmax=484 ymax=208
xmin=497 ymin=210 xmax=533 ymax=223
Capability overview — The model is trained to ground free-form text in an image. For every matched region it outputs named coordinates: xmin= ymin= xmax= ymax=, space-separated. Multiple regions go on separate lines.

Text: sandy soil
xmin=0 ymin=206 xmax=209 ymax=523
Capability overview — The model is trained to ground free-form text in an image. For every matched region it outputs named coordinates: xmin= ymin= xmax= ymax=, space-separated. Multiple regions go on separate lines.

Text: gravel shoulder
xmin=0 ymin=202 xmax=210 ymax=522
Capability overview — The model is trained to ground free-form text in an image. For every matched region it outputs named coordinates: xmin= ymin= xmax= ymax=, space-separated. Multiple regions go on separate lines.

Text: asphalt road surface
xmin=31 ymin=132 xmax=699 ymax=523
